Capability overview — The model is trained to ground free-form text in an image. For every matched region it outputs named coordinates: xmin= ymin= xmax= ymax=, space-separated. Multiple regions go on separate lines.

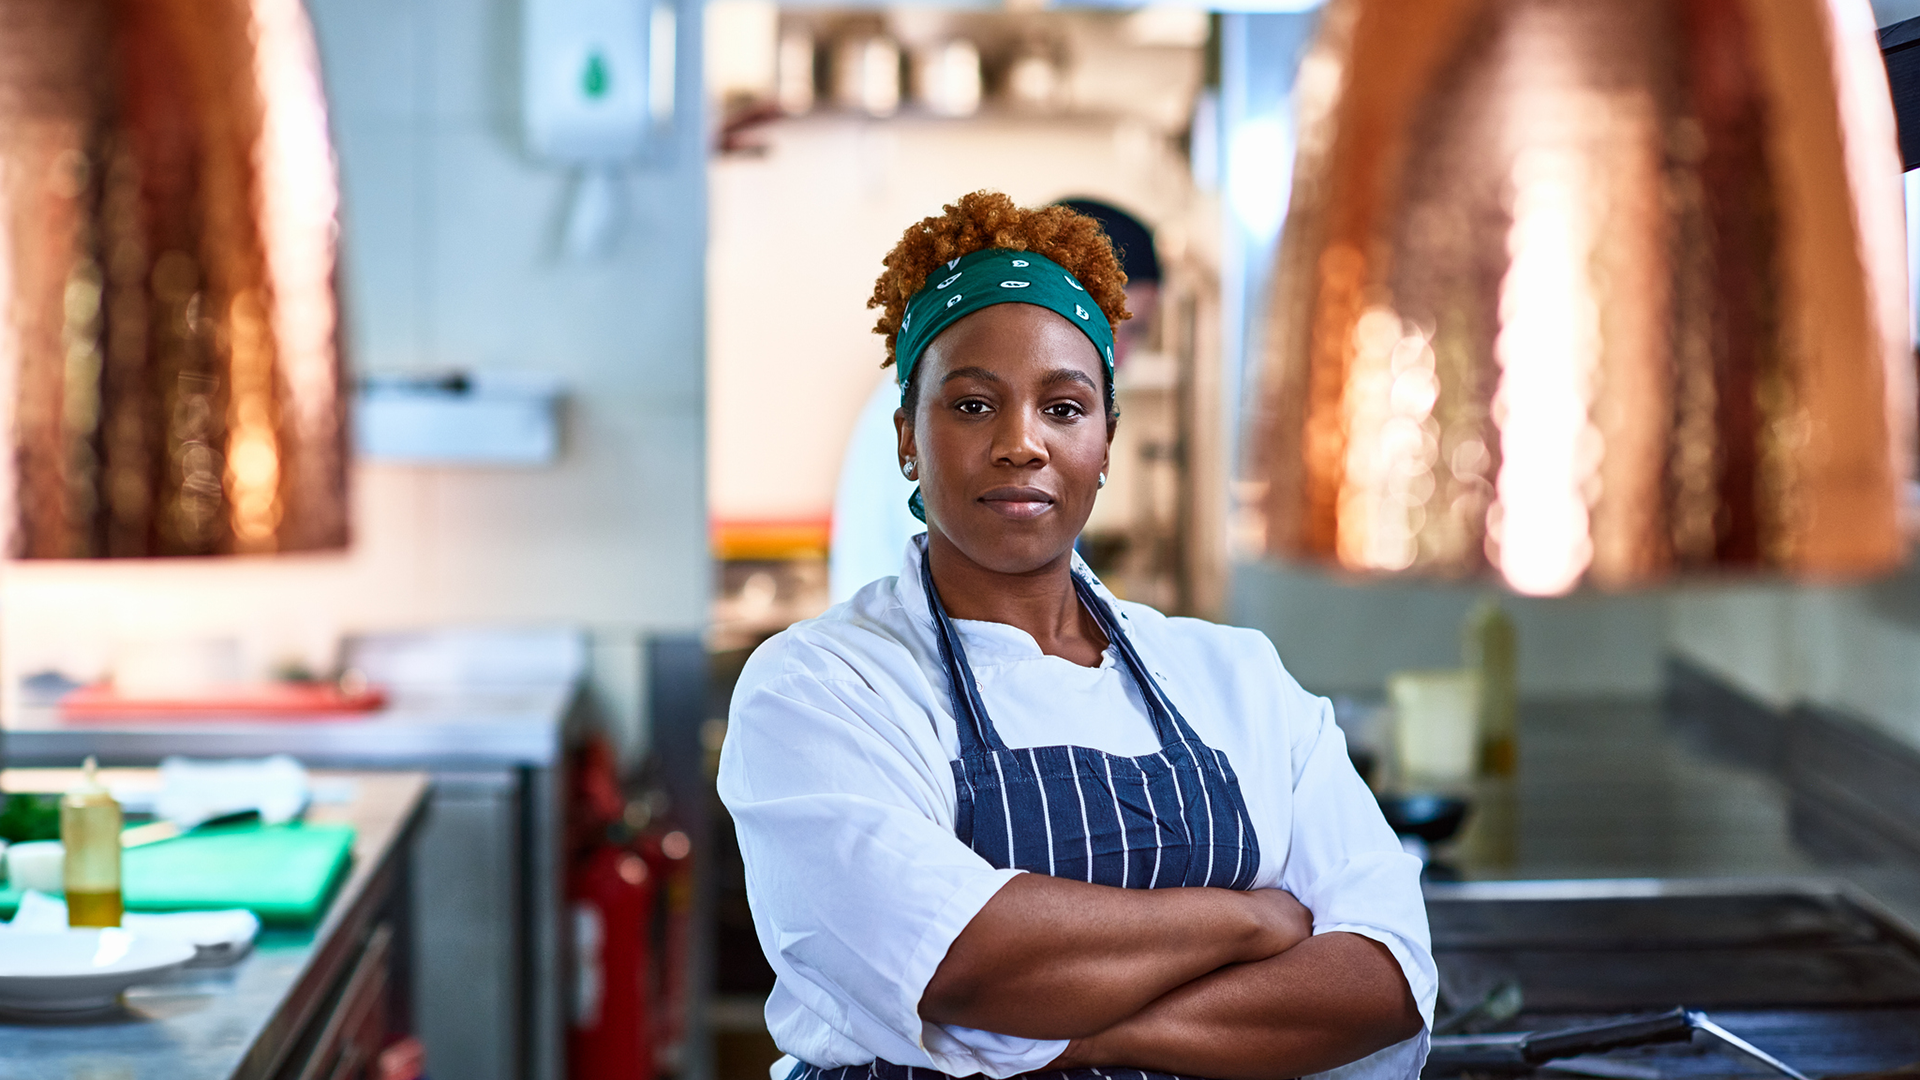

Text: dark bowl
xmin=1377 ymin=793 xmax=1471 ymax=844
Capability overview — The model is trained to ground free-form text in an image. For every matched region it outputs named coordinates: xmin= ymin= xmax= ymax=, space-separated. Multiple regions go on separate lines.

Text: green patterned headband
xmin=894 ymin=248 xmax=1116 ymax=401
xmin=894 ymin=248 xmax=1117 ymax=523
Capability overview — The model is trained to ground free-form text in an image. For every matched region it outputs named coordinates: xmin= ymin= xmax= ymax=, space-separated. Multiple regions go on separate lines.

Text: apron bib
xmin=790 ymin=554 xmax=1262 ymax=1080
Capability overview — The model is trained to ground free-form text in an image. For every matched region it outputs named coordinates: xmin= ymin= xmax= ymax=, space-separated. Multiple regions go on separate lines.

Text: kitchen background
xmin=17 ymin=0 xmax=1920 ymax=778
xmin=0 ymin=0 xmax=711 ymax=768
xmin=5 ymin=0 xmax=1920 ymax=1077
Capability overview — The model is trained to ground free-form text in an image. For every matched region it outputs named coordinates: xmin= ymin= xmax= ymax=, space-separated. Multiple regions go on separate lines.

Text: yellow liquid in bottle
xmin=61 ymin=757 xmax=124 ymax=928
xmin=66 ymin=889 xmax=125 ymax=928
xmin=1462 ymin=597 xmax=1519 ymax=778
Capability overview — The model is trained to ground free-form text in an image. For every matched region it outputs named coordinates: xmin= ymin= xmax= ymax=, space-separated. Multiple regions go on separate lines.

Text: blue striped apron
xmin=789 ymin=556 xmax=1262 ymax=1080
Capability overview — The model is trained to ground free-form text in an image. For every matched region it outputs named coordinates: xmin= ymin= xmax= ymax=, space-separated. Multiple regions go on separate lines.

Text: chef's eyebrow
xmin=1041 ymin=368 xmax=1098 ymax=391
xmin=942 ymin=366 xmax=1003 ymax=385
xmin=941 ymin=366 xmax=1096 ymax=390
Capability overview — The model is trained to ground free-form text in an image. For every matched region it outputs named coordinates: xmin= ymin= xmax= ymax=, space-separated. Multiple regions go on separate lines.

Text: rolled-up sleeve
xmin=720 ymin=661 xmax=1065 ymax=1076
xmin=1263 ymin=654 xmax=1436 ymax=1079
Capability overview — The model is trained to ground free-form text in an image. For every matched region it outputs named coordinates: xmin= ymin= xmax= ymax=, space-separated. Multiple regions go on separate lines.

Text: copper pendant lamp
xmin=1251 ymin=0 xmax=1914 ymax=595
xmin=0 ymin=0 xmax=348 ymax=558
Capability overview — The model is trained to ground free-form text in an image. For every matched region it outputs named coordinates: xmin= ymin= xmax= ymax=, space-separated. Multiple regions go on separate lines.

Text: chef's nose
xmin=992 ymin=406 xmax=1049 ymax=469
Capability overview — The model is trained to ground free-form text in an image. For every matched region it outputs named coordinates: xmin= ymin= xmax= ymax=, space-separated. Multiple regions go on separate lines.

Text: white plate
xmin=9 ymin=891 xmax=260 ymax=968
xmin=0 ymin=927 xmax=196 ymax=1016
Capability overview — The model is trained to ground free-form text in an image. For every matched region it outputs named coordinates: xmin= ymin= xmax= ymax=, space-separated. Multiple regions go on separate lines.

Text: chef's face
xmin=897 ymin=303 xmax=1114 ymax=576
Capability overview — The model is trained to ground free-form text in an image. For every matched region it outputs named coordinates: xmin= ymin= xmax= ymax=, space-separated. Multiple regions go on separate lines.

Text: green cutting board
xmin=0 ymin=822 xmax=356 ymax=928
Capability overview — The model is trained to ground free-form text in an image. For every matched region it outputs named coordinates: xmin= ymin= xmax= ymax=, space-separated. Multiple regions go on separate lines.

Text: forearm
xmin=1056 ymin=931 xmax=1423 ymax=1080
xmin=920 ymin=876 xmax=1304 ymax=1039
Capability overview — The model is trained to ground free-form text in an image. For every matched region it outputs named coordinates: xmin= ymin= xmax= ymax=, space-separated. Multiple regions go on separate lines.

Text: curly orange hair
xmin=868 ymin=191 xmax=1132 ymax=369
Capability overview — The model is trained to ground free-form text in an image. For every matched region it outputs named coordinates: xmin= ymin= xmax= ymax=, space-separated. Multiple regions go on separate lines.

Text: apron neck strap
xmin=921 ymin=550 xmax=1008 ymax=755
xmin=921 ymin=545 xmax=1202 ymax=755
xmin=1070 ymin=571 xmax=1196 ymax=747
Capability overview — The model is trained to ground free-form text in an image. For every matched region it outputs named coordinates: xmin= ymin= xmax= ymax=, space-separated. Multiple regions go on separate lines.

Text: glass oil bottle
xmin=1462 ymin=597 xmax=1518 ymax=776
xmin=62 ymin=756 xmax=124 ymax=927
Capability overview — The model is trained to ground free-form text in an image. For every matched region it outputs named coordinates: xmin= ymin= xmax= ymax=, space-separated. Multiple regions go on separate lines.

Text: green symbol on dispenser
xmin=582 ymin=51 xmax=610 ymax=99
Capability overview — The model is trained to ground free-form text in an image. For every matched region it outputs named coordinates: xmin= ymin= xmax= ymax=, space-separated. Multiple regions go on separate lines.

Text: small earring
xmin=903 ymin=460 xmax=917 ymax=480
xmin=1098 ymin=472 xmax=1107 ymax=489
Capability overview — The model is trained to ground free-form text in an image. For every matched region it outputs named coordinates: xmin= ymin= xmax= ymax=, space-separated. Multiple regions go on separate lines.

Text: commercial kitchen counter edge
xmin=2 ymin=685 xmax=574 ymax=768
xmin=0 ymin=768 xmax=430 ymax=1080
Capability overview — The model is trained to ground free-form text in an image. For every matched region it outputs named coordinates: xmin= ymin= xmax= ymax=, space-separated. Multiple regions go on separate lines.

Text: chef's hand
xmin=1241 ymin=888 xmax=1314 ymax=961
xmin=922 ymin=878 xmax=1317 ymax=1038
xmin=1049 ymin=929 xmax=1418 ymax=1079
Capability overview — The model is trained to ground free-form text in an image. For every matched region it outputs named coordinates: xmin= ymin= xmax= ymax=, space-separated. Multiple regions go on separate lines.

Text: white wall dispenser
xmin=522 ymin=0 xmax=677 ymax=257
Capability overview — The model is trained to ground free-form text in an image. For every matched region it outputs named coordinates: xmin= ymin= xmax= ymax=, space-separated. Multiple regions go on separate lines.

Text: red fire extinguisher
xmin=570 ymin=843 xmax=657 ymax=1080
xmin=638 ymin=824 xmax=693 ymax=1072
xmin=567 ymin=736 xmax=697 ymax=1080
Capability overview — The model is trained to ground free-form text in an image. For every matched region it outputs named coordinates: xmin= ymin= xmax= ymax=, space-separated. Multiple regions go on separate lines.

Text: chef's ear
xmin=895 ymin=406 xmax=916 ymax=470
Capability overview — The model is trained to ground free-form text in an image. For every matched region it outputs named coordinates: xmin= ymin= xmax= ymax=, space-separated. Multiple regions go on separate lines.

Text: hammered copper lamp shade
xmin=1253 ymin=0 xmax=1914 ymax=595
xmin=0 ymin=0 xmax=347 ymax=557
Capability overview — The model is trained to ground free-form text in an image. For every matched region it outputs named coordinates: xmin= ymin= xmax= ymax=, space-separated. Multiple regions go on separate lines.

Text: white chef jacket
xmin=719 ymin=538 xmax=1436 ymax=1080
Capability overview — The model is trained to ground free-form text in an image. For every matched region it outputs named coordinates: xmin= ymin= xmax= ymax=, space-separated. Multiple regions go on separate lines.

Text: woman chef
xmin=718 ymin=192 xmax=1435 ymax=1080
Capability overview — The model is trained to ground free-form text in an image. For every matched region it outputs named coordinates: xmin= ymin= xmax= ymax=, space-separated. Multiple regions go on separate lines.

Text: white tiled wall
xmin=1669 ymin=572 xmax=1920 ymax=752
xmin=1 ymin=0 xmax=709 ymax=759
xmin=1229 ymin=561 xmax=1670 ymax=698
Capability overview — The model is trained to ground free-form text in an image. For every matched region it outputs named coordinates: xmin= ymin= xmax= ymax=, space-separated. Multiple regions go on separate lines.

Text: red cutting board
xmin=60 ymin=683 xmax=386 ymax=720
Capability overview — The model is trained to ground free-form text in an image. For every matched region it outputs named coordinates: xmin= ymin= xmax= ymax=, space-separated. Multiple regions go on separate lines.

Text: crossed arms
xmin=919 ymin=874 xmax=1423 ymax=1079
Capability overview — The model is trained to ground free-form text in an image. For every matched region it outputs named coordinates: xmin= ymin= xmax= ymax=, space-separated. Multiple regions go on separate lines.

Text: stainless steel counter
xmin=1423 ymin=878 xmax=1920 ymax=1076
xmin=3 ymin=686 xmax=574 ymax=769
xmin=1409 ymin=700 xmax=1920 ymax=1074
xmin=1435 ymin=698 xmax=1920 ymax=930
xmin=2 ymin=665 xmax=581 ymax=1080
xmin=0 ymin=769 xmax=428 ymax=1080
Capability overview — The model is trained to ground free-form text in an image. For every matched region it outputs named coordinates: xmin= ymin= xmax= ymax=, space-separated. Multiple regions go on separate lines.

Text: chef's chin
xmin=930 ymin=502 xmax=1091 ymax=577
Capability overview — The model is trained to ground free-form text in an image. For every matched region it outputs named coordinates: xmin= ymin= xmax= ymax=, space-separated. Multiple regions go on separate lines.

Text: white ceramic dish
xmin=8 ymin=891 xmax=260 ymax=968
xmin=0 ymin=927 xmax=195 ymax=1016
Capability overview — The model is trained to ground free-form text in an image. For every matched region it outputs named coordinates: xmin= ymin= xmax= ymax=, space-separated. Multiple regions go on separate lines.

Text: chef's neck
xmin=924 ymin=530 xmax=1109 ymax=668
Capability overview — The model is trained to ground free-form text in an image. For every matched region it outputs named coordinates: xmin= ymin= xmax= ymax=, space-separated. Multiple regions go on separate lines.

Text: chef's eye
xmin=1045 ymin=401 xmax=1086 ymax=420
xmin=955 ymin=398 xmax=991 ymax=415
